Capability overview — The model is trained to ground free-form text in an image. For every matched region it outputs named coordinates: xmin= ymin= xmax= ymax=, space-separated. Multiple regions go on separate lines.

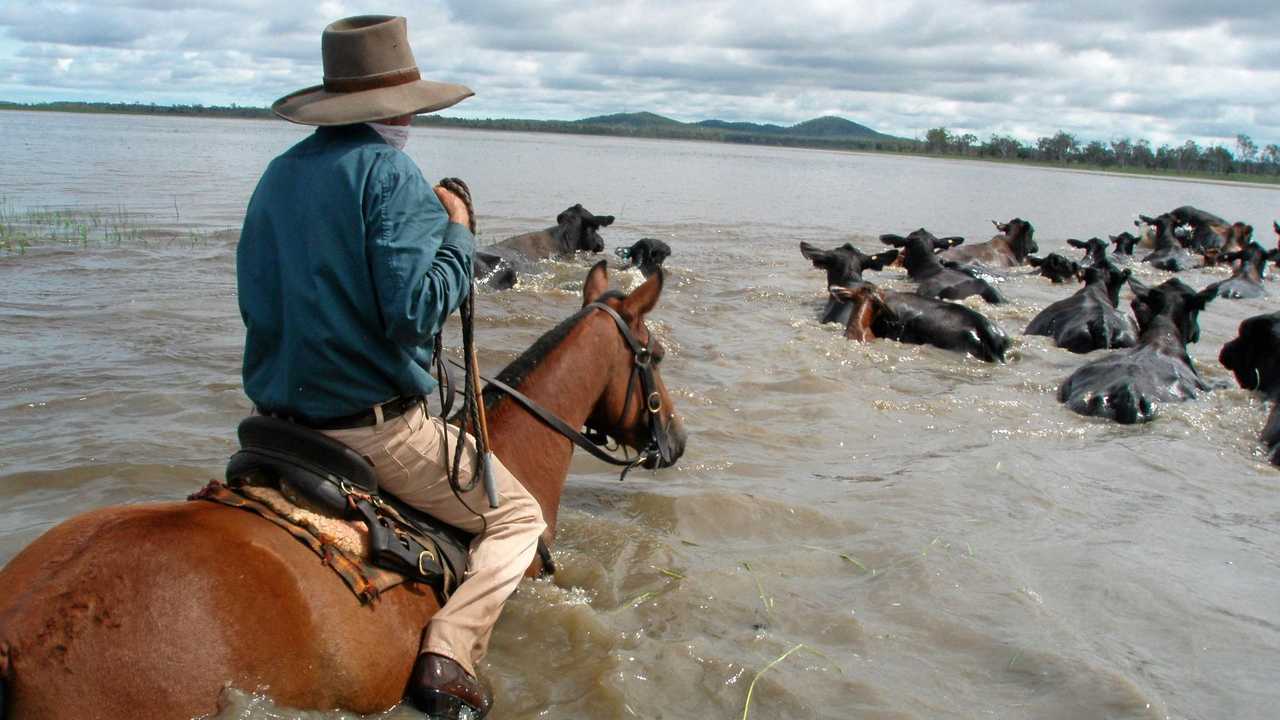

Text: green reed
xmin=0 ymin=197 xmax=212 ymax=254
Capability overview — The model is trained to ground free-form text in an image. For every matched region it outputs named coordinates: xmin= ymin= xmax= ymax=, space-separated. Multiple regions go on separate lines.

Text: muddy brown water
xmin=2 ymin=110 xmax=1279 ymax=719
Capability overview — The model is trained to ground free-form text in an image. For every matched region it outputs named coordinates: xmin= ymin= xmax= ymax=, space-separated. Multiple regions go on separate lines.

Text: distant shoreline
xmin=3 ymin=101 xmax=1277 ymax=189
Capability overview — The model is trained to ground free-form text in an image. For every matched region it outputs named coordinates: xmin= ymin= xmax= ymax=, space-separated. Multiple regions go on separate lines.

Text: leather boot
xmin=407 ymin=652 xmax=493 ymax=719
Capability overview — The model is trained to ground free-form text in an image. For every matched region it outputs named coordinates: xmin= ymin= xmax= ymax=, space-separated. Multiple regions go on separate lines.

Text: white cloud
xmin=0 ymin=0 xmax=1277 ymax=147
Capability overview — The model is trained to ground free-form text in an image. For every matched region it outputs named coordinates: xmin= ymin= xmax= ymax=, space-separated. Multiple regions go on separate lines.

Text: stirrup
xmin=415 ymin=688 xmax=487 ymax=720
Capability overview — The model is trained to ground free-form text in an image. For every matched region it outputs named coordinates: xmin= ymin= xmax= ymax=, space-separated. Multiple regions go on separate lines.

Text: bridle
xmin=469 ymin=301 xmax=675 ymax=481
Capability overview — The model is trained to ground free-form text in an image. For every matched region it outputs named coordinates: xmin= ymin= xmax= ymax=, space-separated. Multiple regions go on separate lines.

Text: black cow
xmin=800 ymin=241 xmax=898 ymax=324
xmin=1067 ymin=237 xmax=1111 ymax=268
xmin=882 ymin=231 xmax=1005 ymax=304
xmin=830 ymin=284 xmax=1010 ymax=362
xmin=1058 ymin=278 xmax=1216 ymax=423
xmin=1025 ymin=264 xmax=1137 ymax=354
xmin=1027 ymin=253 xmax=1081 ymax=283
xmin=1137 ymin=213 xmax=1197 ymax=272
xmin=474 ymin=204 xmax=617 ymax=288
xmin=1204 ymin=242 xmax=1279 ymax=299
xmin=1220 ymin=311 xmax=1280 ymax=465
xmin=616 ymin=238 xmax=672 ymax=278
xmin=1109 ymin=232 xmax=1141 ymax=258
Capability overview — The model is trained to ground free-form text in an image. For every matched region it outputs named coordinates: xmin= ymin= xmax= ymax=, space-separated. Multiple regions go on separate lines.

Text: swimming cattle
xmin=1058 ymin=278 xmax=1216 ymax=423
xmin=882 ymin=230 xmax=1005 ymax=304
xmin=616 ymin=238 xmax=672 ymax=278
xmin=474 ymin=204 xmax=617 ymax=288
xmin=829 ymin=285 xmax=1010 ymax=362
xmin=1027 ymin=253 xmax=1080 ymax=283
xmin=938 ymin=218 xmax=1038 ymax=268
xmin=1220 ymin=311 xmax=1280 ymax=464
xmin=1025 ymin=264 xmax=1137 ymax=354
xmin=1138 ymin=213 xmax=1198 ymax=272
xmin=1109 ymin=232 xmax=1141 ymax=258
xmin=1204 ymin=243 xmax=1278 ymax=299
xmin=799 ymin=241 xmax=898 ymax=324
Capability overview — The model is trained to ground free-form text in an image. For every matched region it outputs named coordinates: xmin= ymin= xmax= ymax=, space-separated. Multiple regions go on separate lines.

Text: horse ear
xmin=582 ymin=260 xmax=609 ymax=307
xmin=621 ymin=268 xmax=664 ymax=320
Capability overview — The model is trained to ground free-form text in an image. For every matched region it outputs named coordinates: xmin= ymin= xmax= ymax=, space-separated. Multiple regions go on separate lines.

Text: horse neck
xmin=486 ymin=314 xmax=618 ymax=536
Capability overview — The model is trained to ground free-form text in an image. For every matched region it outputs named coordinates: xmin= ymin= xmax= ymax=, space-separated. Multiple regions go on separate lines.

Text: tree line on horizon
xmin=920 ymin=126 xmax=1280 ymax=178
xmin=3 ymin=100 xmax=1276 ymax=180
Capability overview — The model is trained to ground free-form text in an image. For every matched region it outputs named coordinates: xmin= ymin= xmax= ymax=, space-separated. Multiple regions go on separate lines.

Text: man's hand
xmin=434 ymin=185 xmax=471 ymax=228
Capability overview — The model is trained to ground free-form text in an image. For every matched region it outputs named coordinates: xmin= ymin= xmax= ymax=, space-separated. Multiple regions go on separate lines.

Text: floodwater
xmin=2 ymin=109 xmax=1279 ymax=719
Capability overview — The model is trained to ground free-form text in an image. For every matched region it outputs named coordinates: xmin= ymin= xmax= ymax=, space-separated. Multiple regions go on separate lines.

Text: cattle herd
xmin=478 ymin=203 xmax=1280 ymax=468
xmin=799 ymin=206 xmax=1280 ymax=466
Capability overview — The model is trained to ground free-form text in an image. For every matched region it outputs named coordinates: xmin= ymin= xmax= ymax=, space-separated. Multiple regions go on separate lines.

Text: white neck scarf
xmin=367 ymin=122 xmax=410 ymax=151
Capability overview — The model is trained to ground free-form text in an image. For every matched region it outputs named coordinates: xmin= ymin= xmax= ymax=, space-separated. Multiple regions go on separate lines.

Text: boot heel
xmin=417 ymin=687 xmax=484 ymax=720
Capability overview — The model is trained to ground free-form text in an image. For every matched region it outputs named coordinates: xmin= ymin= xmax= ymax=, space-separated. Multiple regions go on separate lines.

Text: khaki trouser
xmin=322 ymin=403 xmax=546 ymax=677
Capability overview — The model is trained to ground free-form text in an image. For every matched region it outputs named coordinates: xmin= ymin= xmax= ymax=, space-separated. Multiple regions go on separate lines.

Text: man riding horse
xmin=239 ymin=15 xmax=543 ymax=718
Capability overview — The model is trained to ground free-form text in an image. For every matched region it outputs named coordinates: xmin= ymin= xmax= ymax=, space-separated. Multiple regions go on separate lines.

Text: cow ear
xmin=1067 ymin=239 xmax=1087 ymax=249
xmin=880 ymin=234 xmax=908 ymax=247
xmin=867 ymin=249 xmax=898 ymax=270
xmin=1273 ymin=221 xmax=1280 ymax=234
xmin=938 ymin=236 xmax=965 ymax=249
xmin=582 ymin=260 xmax=609 ymax=306
xmin=557 ymin=206 xmax=578 ymax=225
xmin=1028 ymin=255 xmax=1045 ymax=267
xmin=800 ymin=241 xmax=827 ymax=265
xmin=595 ymin=215 xmax=616 ymax=227
xmin=1194 ymin=285 xmax=1218 ymax=310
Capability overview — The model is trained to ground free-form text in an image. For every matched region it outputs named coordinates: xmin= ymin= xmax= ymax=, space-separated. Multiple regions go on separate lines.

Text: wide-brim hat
xmin=273 ymin=15 xmax=473 ymax=126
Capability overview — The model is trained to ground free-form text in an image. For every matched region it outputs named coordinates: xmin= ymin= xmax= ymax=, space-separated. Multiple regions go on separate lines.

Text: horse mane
xmin=483 ymin=290 xmax=625 ymax=410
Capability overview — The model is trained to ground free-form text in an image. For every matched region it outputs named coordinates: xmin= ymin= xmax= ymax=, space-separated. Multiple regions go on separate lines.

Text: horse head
xmin=580 ymin=261 xmax=686 ymax=468
xmin=555 ymin=204 xmax=615 ymax=253
xmin=829 ymin=284 xmax=893 ymax=341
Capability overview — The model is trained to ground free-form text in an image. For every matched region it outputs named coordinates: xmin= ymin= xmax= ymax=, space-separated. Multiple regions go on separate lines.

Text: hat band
xmin=323 ymin=66 xmax=422 ymax=93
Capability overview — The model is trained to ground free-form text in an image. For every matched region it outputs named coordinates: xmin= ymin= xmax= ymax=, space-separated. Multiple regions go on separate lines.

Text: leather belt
xmin=257 ymin=396 xmax=425 ymax=430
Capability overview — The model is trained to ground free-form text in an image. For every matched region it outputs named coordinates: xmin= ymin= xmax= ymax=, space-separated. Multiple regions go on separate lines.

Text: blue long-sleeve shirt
xmin=237 ymin=123 xmax=473 ymax=422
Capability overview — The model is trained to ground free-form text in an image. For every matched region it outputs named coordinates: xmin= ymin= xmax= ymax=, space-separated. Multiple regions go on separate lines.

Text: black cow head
xmin=993 ymin=218 xmax=1038 ymax=258
xmin=1067 ymin=237 xmax=1109 ymax=267
xmin=616 ymin=238 xmax=672 ymax=278
xmin=1220 ymin=311 xmax=1280 ymax=398
xmin=801 ymin=241 xmax=898 ymax=287
xmin=1137 ymin=213 xmax=1180 ymax=250
xmin=1110 ymin=232 xmax=1140 ymax=256
xmin=1027 ymin=253 xmax=1081 ymax=283
xmin=1128 ymin=277 xmax=1216 ymax=343
xmin=555 ymin=204 xmax=615 ymax=253
xmin=1082 ymin=264 xmax=1131 ymax=307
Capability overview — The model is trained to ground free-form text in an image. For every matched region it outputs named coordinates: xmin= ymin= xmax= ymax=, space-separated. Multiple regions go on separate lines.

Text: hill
xmin=580 ymin=111 xmax=906 ymax=143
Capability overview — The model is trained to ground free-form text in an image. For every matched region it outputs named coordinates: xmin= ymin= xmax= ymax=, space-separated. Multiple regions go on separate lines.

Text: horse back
xmin=0 ymin=501 xmax=435 ymax=719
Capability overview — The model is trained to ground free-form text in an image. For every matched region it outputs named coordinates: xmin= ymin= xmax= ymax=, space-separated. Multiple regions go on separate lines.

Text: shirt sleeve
xmin=366 ymin=154 xmax=475 ymax=347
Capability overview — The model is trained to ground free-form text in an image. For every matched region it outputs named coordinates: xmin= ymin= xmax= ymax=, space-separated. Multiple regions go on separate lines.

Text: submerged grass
xmin=0 ymin=197 xmax=212 ymax=255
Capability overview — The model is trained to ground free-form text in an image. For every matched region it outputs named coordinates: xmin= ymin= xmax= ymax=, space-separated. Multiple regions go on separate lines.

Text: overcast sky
xmin=2 ymin=1 xmax=1278 ymax=148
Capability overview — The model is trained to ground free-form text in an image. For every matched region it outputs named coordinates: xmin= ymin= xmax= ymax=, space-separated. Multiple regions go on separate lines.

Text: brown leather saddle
xmin=225 ymin=415 xmax=473 ymax=598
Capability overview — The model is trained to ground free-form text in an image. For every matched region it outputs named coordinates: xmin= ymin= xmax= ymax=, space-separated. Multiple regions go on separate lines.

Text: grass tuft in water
xmin=0 ymin=197 xmax=213 ymax=254
xmin=741 ymin=643 xmax=805 ymax=720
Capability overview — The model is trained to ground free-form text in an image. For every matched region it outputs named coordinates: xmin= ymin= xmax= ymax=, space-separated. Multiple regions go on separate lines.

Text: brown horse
xmin=0 ymin=261 xmax=685 ymax=719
